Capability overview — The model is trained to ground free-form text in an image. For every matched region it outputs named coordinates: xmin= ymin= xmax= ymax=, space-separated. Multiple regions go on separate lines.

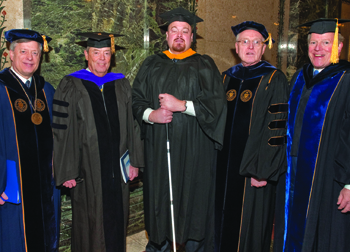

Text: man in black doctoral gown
xmin=215 ymin=21 xmax=289 ymax=252
xmin=53 ymin=33 xmax=144 ymax=252
xmin=273 ymin=18 xmax=350 ymax=252
xmin=132 ymin=7 xmax=226 ymax=252
xmin=0 ymin=29 xmax=60 ymax=252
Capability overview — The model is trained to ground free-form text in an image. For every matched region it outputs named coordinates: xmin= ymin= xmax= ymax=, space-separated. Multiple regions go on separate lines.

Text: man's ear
xmin=261 ymin=44 xmax=267 ymax=55
xmin=84 ymin=49 xmax=89 ymax=61
xmin=338 ymin=42 xmax=344 ymax=55
xmin=9 ymin=50 xmax=14 ymax=62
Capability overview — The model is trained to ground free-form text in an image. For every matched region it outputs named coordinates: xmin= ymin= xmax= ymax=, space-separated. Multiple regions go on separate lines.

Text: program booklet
xmin=4 ymin=160 xmax=21 ymax=204
xmin=120 ymin=150 xmax=130 ymax=183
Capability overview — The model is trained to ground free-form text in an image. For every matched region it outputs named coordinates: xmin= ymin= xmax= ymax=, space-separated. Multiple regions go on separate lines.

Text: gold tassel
xmin=109 ymin=34 xmax=115 ymax=54
xmin=42 ymin=35 xmax=49 ymax=52
xmin=263 ymin=33 xmax=273 ymax=49
xmin=330 ymin=19 xmax=339 ymax=64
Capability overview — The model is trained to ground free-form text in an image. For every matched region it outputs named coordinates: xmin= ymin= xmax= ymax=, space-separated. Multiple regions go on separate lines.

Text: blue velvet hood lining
xmin=69 ymin=69 xmax=125 ymax=87
xmin=283 ymin=69 xmax=345 ymax=251
xmin=223 ymin=61 xmax=276 ymax=80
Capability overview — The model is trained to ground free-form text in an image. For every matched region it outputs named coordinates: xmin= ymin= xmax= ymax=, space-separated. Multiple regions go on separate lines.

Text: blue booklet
xmin=120 ymin=150 xmax=130 ymax=183
xmin=4 ymin=160 xmax=21 ymax=204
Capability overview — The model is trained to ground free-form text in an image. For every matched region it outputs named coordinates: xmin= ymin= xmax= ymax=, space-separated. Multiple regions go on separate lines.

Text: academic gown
xmin=0 ymin=68 xmax=59 ymax=252
xmin=132 ymin=52 xmax=226 ymax=250
xmin=273 ymin=60 xmax=350 ymax=252
xmin=216 ymin=61 xmax=288 ymax=252
xmin=53 ymin=70 xmax=144 ymax=252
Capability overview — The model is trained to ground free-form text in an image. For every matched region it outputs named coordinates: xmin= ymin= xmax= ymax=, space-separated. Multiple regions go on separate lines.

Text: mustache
xmin=174 ymin=38 xmax=185 ymax=42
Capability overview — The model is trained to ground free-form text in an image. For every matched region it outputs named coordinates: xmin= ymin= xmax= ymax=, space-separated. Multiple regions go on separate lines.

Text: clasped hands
xmin=149 ymin=93 xmax=186 ymax=124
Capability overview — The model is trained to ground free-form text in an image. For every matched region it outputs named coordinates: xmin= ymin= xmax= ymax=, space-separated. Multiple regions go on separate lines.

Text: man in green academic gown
xmin=215 ymin=21 xmax=289 ymax=252
xmin=53 ymin=32 xmax=144 ymax=252
xmin=132 ymin=7 xmax=226 ymax=252
xmin=274 ymin=18 xmax=350 ymax=252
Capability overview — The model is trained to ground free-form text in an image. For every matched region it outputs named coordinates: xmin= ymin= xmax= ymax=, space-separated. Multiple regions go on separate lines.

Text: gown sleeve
xmin=240 ymin=70 xmax=289 ymax=181
xmin=334 ymin=74 xmax=350 ymax=185
xmin=118 ymin=79 xmax=144 ymax=168
xmin=132 ymin=56 xmax=155 ymax=131
xmin=52 ymin=76 xmax=82 ymax=186
xmin=192 ymin=55 xmax=227 ymax=149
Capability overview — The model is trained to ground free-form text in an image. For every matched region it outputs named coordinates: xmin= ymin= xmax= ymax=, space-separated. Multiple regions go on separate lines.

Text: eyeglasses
xmin=236 ymin=39 xmax=264 ymax=47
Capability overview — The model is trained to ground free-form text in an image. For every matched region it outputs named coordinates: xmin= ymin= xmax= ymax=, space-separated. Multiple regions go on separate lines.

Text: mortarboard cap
xmin=231 ymin=21 xmax=275 ymax=49
xmin=299 ymin=18 xmax=350 ymax=64
xmin=5 ymin=29 xmax=51 ymax=52
xmin=298 ymin=18 xmax=350 ymax=34
xmin=159 ymin=7 xmax=203 ymax=43
xmin=76 ymin=32 xmax=123 ymax=54
xmin=159 ymin=7 xmax=203 ymax=26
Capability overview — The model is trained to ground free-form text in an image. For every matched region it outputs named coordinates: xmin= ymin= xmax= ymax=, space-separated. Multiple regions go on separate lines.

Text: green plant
xmin=0 ymin=0 xmax=7 ymax=70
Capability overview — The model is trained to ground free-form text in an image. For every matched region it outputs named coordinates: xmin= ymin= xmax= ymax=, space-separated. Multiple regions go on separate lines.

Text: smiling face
xmin=235 ymin=29 xmax=266 ymax=67
xmin=166 ymin=21 xmax=193 ymax=54
xmin=10 ymin=41 xmax=41 ymax=79
xmin=308 ymin=32 xmax=343 ymax=70
xmin=84 ymin=47 xmax=111 ymax=77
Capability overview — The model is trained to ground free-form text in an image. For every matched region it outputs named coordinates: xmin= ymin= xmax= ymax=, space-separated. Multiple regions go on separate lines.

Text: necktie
xmin=25 ymin=80 xmax=31 ymax=88
xmin=314 ymin=70 xmax=319 ymax=76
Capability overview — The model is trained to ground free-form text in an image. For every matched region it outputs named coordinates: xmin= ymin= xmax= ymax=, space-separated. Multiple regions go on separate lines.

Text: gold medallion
xmin=226 ymin=89 xmax=237 ymax=101
xmin=36 ymin=99 xmax=46 ymax=112
xmin=14 ymin=99 xmax=28 ymax=112
xmin=31 ymin=112 xmax=43 ymax=125
xmin=240 ymin=90 xmax=253 ymax=102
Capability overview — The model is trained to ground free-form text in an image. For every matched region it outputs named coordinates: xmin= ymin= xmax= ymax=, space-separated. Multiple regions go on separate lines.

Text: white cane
xmin=166 ymin=123 xmax=177 ymax=252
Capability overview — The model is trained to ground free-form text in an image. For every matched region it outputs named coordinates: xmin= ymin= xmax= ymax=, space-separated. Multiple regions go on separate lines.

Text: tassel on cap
xmin=263 ymin=33 xmax=273 ymax=49
xmin=330 ymin=18 xmax=339 ymax=64
xmin=109 ymin=34 xmax=115 ymax=54
xmin=42 ymin=35 xmax=49 ymax=52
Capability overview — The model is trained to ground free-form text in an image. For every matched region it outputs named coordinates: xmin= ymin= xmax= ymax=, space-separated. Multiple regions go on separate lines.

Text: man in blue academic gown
xmin=274 ymin=18 xmax=350 ymax=252
xmin=0 ymin=29 xmax=60 ymax=252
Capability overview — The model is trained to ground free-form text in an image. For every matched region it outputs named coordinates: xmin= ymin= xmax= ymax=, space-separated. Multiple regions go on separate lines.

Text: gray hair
xmin=307 ymin=33 xmax=344 ymax=44
xmin=236 ymin=32 xmax=265 ymax=43
xmin=10 ymin=39 xmax=42 ymax=52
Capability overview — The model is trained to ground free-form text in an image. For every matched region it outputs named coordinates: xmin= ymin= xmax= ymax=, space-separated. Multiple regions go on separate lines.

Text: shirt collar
xmin=10 ymin=67 xmax=32 ymax=84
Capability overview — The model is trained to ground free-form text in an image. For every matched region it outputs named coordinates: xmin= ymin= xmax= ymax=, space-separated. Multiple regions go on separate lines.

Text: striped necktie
xmin=25 ymin=80 xmax=31 ymax=88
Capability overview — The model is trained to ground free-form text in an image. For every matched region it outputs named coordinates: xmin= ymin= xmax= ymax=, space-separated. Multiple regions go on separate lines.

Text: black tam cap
xmin=5 ymin=29 xmax=52 ymax=52
xmin=76 ymin=32 xmax=123 ymax=54
xmin=231 ymin=21 xmax=275 ymax=49
xmin=298 ymin=18 xmax=350 ymax=34
xmin=159 ymin=7 xmax=203 ymax=43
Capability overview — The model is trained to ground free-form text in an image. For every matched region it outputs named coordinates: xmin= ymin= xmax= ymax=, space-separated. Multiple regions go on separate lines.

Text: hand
xmin=129 ymin=165 xmax=139 ymax=181
xmin=63 ymin=179 xmax=77 ymax=188
xmin=337 ymin=188 xmax=350 ymax=213
xmin=0 ymin=192 xmax=8 ymax=205
xmin=159 ymin=93 xmax=186 ymax=112
xmin=251 ymin=177 xmax=267 ymax=188
xmin=149 ymin=108 xmax=173 ymax=124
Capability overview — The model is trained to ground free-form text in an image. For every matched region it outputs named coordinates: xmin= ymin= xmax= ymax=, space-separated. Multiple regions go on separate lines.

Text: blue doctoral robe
xmin=0 ymin=68 xmax=60 ymax=252
xmin=274 ymin=60 xmax=350 ymax=252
